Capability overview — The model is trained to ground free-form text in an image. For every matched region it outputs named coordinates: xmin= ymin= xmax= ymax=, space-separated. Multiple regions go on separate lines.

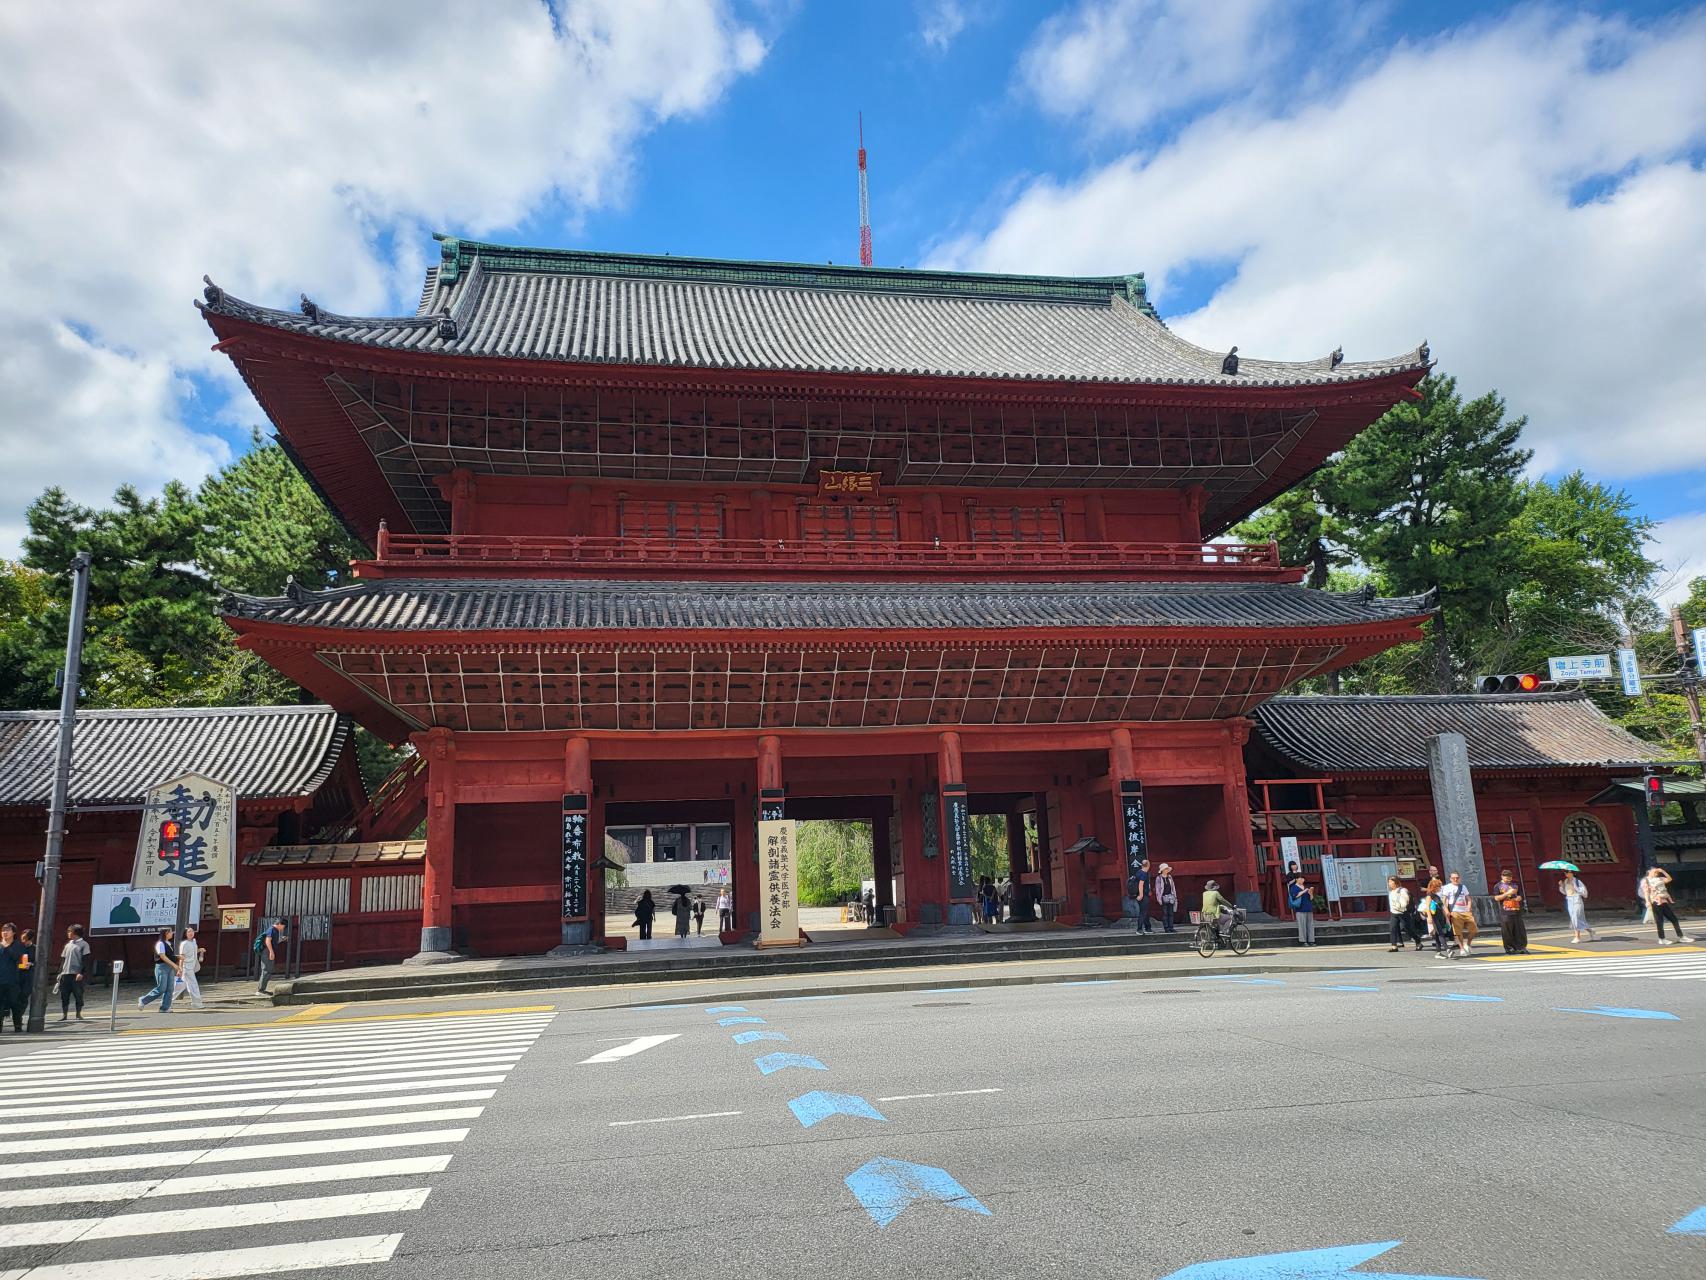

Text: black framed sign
xmin=1120 ymin=779 xmax=1147 ymax=878
xmin=944 ymin=784 xmax=973 ymax=899
xmin=561 ymin=793 xmax=589 ymax=920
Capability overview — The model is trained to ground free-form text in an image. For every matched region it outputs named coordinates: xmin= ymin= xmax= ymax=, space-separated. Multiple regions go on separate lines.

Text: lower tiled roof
xmin=1253 ymin=693 xmax=1660 ymax=774
xmin=0 ymin=705 xmax=351 ymax=808
xmin=222 ymin=578 xmax=1434 ymax=633
xmin=247 ymin=840 xmax=425 ymax=868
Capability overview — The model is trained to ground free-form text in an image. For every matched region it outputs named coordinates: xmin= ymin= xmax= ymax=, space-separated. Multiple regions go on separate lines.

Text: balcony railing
xmin=361 ymin=529 xmax=1291 ymax=581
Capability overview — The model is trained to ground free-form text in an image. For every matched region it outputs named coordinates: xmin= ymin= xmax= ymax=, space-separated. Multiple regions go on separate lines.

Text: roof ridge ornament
xmin=300 ymin=294 xmax=320 ymax=322
xmin=1221 ymin=346 xmax=1239 ymax=375
xmin=1330 ymin=347 xmax=1343 ymax=369
xmin=1123 ymin=273 xmax=1159 ymax=319
xmin=435 ymin=234 xmax=462 ymax=284
xmin=202 ymin=275 xmax=224 ymax=307
xmin=284 ymin=574 xmax=304 ymax=604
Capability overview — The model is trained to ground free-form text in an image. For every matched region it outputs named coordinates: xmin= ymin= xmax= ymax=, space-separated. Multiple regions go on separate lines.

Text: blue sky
xmin=2 ymin=0 xmax=1704 ymax=589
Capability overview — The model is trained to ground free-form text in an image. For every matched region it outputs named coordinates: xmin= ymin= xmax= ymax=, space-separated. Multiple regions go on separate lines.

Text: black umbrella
xmin=666 ymin=884 xmax=692 ymax=897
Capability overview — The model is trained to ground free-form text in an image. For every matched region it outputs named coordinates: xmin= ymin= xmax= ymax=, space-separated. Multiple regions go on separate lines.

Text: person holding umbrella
xmin=670 ymin=890 xmax=693 ymax=939
xmin=1544 ymin=860 xmax=1597 ymax=944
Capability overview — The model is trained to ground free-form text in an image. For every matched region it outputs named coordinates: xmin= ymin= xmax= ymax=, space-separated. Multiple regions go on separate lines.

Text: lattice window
xmin=1371 ymin=817 xmax=1426 ymax=862
xmin=1560 ymin=813 xmax=1616 ymax=863
xmin=618 ymin=499 xmax=722 ymax=540
xmin=797 ymin=502 xmax=899 ymax=541
xmin=264 ymin=877 xmax=351 ymax=919
xmin=967 ymin=504 xmax=1064 ymax=542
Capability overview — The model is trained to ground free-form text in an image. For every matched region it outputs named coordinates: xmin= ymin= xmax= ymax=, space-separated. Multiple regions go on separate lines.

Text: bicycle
xmin=1194 ymin=907 xmax=1251 ymax=958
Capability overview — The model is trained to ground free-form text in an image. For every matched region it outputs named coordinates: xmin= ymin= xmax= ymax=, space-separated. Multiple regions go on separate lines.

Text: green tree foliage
xmin=1320 ymin=374 xmax=1531 ymax=692
xmin=0 ymin=561 xmax=56 ymax=709
xmin=797 ymin=820 xmax=872 ymax=906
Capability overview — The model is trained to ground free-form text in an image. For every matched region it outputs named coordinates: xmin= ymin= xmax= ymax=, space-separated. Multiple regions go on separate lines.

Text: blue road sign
xmin=718 ymin=1016 xmax=765 ymax=1026
xmin=1548 ymin=654 xmax=1612 ymax=681
xmin=754 ymin=1051 xmax=828 ymax=1075
xmin=1160 ymin=1240 xmax=1480 ymax=1279
xmin=788 ymin=1091 xmax=887 ymax=1128
xmin=845 ymin=1157 xmax=992 ymax=1228
xmin=1670 ymin=1205 xmax=1706 ymax=1236
xmin=732 ymin=1030 xmax=789 ymax=1045
xmin=1555 ymin=1005 xmax=1679 ymax=1021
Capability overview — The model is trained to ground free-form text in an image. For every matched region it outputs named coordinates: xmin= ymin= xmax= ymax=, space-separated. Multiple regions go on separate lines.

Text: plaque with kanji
xmin=130 ymin=772 xmax=236 ymax=889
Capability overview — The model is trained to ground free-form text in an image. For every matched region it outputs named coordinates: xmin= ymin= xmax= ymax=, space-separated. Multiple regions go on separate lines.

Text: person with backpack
xmin=57 ymin=923 xmax=91 ymax=1021
xmin=1492 ymin=869 xmax=1528 ymax=954
xmin=138 ymin=927 xmax=180 ymax=1012
xmin=1559 ymin=870 xmax=1596 ymax=944
xmin=255 ymin=918 xmax=288 ymax=994
xmin=174 ymin=923 xmax=206 ymax=1010
xmin=0 ymin=923 xmax=27 ymax=1032
xmin=1642 ymin=866 xmax=1694 ymax=945
xmin=1153 ymin=864 xmax=1179 ymax=933
xmin=1440 ymin=872 xmax=1478 ymax=955
xmin=1287 ymin=873 xmax=1316 ymax=946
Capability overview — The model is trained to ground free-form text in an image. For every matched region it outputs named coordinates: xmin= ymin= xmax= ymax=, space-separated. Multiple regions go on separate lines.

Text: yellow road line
xmin=279 ymin=1003 xmax=346 ymax=1022
xmin=119 ymin=1003 xmax=555 ymax=1035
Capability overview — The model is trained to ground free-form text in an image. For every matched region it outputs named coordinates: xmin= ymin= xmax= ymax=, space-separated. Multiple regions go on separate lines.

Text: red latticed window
xmin=1560 ymin=814 xmax=1616 ymax=863
xmin=1371 ymin=817 xmax=1426 ymax=862
xmin=619 ymin=499 xmax=722 ymax=540
xmin=797 ymin=502 xmax=900 ymax=541
xmin=968 ymin=504 xmax=1064 ymax=542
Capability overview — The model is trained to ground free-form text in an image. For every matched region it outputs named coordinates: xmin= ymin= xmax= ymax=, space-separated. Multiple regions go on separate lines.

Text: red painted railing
xmin=363 ymin=529 xmax=1288 ymax=580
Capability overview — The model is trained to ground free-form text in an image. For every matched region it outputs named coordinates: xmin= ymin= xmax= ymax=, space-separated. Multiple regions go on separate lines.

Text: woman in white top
xmin=1386 ymin=877 xmax=1411 ymax=952
xmin=715 ymin=888 xmax=733 ymax=934
xmin=1643 ymin=867 xmax=1694 ymax=946
xmin=173 ymin=924 xmax=206 ymax=1010
xmin=1558 ymin=871 xmax=1596 ymax=944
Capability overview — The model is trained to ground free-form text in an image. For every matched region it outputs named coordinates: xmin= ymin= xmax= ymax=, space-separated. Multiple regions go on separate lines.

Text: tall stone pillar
xmin=557 ymin=736 xmax=593 ymax=949
xmin=1428 ymin=733 xmax=1496 ymax=924
xmin=409 ymin=728 xmax=457 ymax=963
xmin=938 ymin=731 xmax=974 ymax=925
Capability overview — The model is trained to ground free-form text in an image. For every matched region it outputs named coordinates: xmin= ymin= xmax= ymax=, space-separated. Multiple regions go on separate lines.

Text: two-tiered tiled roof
xmin=0 ymin=705 xmax=352 ymax=807
xmin=1253 ymin=693 xmax=1660 ymax=774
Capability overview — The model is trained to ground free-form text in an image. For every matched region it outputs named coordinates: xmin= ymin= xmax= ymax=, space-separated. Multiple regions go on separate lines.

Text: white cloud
xmin=1652 ymin=511 xmax=1706 ymax=606
xmin=0 ymin=0 xmax=769 ymax=556
xmin=934 ymin=9 xmax=1706 ymax=484
xmin=1020 ymin=0 xmax=1295 ymax=131
xmin=919 ymin=1 xmax=970 ymax=53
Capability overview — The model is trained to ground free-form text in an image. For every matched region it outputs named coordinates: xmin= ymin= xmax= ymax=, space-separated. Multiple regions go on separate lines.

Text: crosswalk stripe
xmin=0 ymin=1231 xmax=404 ymax=1280
xmin=578 ymin=1033 xmax=680 ymax=1064
xmin=6 ymin=1105 xmax=485 ymax=1155
xmin=0 ymin=1072 xmax=512 ymax=1118
xmin=0 ymin=1155 xmax=455 ymax=1208
xmin=0 ymin=1128 xmax=472 ymax=1180
xmin=0 ymin=1046 xmax=537 ymax=1094
xmin=0 ymin=1187 xmax=431 ymax=1247
xmin=0 ymin=1089 xmax=498 ymax=1136
xmin=0 ymin=1050 xmax=529 ymax=1099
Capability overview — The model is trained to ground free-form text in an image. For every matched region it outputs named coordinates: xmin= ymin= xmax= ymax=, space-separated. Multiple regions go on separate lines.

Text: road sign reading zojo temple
xmin=202 ymin=235 xmax=1434 ymax=956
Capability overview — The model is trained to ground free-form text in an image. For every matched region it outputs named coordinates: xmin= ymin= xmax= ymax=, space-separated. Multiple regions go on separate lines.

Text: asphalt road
xmin=0 ymin=938 xmax=1702 ymax=1280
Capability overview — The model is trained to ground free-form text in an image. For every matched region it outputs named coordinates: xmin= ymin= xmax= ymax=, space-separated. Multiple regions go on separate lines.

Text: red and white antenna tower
xmin=857 ymin=112 xmax=873 ymax=267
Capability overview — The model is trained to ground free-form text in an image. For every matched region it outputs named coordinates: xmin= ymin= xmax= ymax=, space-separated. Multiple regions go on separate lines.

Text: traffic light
xmin=1645 ymin=774 xmax=1665 ymax=810
xmin=157 ymin=818 xmax=182 ymax=863
xmin=1475 ymin=673 xmax=1554 ymax=694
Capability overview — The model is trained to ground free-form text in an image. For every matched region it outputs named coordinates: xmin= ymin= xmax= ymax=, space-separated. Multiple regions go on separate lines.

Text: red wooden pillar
xmin=1055 ymin=781 xmax=1092 ymax=926
xmin=561 ymin=736 xmax=594 ymax=947
xmin=733 ymin=787 xmax=758 ymax=936
xmin=1221 ymin=721 xmax=1260 ymax=910
xmin=413 ymin=728 xmax=456 ymax=959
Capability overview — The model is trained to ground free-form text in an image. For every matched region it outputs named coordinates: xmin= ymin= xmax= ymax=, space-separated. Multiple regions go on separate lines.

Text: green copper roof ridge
xmin=430 ymin=233 xmax=1159 ymax=315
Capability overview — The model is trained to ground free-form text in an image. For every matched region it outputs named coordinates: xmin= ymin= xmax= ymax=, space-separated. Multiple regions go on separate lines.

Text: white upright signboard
xmin=1693 ymin=628 xmax=1706 ymax=679
xmin=130 ymin=772 xmax=237 ymax=890
xmin=756 ymin=818 xmax=802 ymax=949
xmin=1547 ymin=654 xmax=1611 ymax=682
xmin=89 ymin=884 xmax=204 ymax=937
xmin=1617 ymin=647 xmax=1643 ymax=696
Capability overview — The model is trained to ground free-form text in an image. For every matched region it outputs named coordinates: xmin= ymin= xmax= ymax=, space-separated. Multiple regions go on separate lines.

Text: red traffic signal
xmin=157 ymin=819 xmax=182 ymax=859
xmin=1646 ymin=774 xmax=1665 ymax=805
xmin=1475 ymin=673 xmax=1553 ymax=694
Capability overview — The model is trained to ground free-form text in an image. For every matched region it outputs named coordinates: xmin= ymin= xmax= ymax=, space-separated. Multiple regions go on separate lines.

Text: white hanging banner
xmin=130 ymin=773 xmax=237 ymax=889
xmin=756 ymin=818 xmax=802 ymax=949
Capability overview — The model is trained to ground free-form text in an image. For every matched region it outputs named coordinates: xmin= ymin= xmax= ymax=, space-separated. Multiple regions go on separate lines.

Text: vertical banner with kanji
xmin=756 ymin=818 xmax=802 ymax=948
xmin=943 ymin=784 xmax=973 ymax=900
xmin=561 ymin=793 xmax=589 ymax=923
xmin=131 ymin=773 xmax=236 ymax=889
xmin=1119 ymin=780 xmax=1147 ymax=880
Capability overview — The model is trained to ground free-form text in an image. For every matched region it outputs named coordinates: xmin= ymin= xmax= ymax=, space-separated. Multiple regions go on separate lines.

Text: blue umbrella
xmin=1539 ymin=860 xmax=1579 ymax=872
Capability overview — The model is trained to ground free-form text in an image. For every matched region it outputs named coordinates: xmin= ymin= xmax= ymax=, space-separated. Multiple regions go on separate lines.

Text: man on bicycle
xmin=1201 ymin=880 xmax=1241 ymax=941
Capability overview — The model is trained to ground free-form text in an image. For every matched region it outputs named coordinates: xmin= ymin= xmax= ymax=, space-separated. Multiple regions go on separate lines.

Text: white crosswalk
xmin=0 ymin=1009 xmax=554 ymax=1279
xmin=1493 ymin=949 xmax=1706 ymax=982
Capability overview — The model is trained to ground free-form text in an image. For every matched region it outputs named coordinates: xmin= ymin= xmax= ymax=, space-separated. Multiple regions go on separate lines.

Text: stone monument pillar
xmin=1427 ymin=733 xmax=1497 ymax=924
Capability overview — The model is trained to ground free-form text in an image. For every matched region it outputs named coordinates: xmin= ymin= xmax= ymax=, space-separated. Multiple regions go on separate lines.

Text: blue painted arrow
xmin=789 ymin=1091 xmax=887 ymax=1128
xmin=1415 ymin=993 xmax=1503 ymax=1003
xmin=1555 ymin=1005 xmax=1679 ymax=1021
xmin=1670 ymin=1205 xmax=1706 ymax=1236
xmin=705 ymin=1005 xmax=746 ymax=1014
xmin=732 ymin=1029 xmax=789 ymax=1045
xmin=754 ymin=1051 xmax=828 ymax=1075
xmin=718 ymin=1016 xmax=766 ymax=1026
xmin=1160 ymin=1239 xmax=1480 ymax=1279
xmin=844 ymin=1157 xmax=991 ymax=1227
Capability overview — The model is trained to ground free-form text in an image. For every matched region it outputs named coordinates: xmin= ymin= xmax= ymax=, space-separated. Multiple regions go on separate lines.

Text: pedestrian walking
xmin=255 ymin=918 xmax=288 ymax=995
xmin=716 ymin=887 xmax=733 ymax=934
xmin=138 ymin=927 xmax=180 ymax=1012
xmin=1415 ymin=879 xmax=1445 ymax=955
xmin=1642 ymin=867 xmax=1694 ymax=945
xmin=1559 ymin=871 xmax=1597 ymax=943
xmin=979 ymin=875 xmax=1001 ymax=924
xmin=0 ymin=923 xmax=27 ymax=1032
xmin=174 ymin=924 xmax=206 ymax=1010
xmin=692 ymin=898 xmax=706 ymax=936
xmin=1154 ymin=864 xmax=1179 ymax=933
xmin=671 ymin=893 xmax=692 ymax=938
xmin=1386 ymin=877 xmax=1412 ymax=951
xmin=1287 ymin=873 xmax=1316 ymax=946
xmin=1129 ymin=858 xmax=1153 ymax=933
xmin=1492 ymin=870 xmax=1528 ymax=954
xmin=57 ymin=923 xmax=90 ymax=1021
xmin=1439 ymin=872 xmax=1478 ymax=954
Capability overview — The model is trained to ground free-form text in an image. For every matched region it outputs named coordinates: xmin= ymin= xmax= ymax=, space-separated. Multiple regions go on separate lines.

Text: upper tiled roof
xmin=0 ymin=705 xmax=351 ymax=808
xmin=222 ymin=577 xmax=1433 ymax=634
xmin=1253 ymin=693 xmax=1661 ymax=774
xmin=198 ymin=237 xmax=1428 ymax=390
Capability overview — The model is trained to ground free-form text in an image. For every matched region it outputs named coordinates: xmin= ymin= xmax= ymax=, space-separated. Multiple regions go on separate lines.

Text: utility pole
xmin=28 ymin=550 xmax=92 ymax=1033
xmin=1671 ymin=604 xmax=1706 ymax=765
